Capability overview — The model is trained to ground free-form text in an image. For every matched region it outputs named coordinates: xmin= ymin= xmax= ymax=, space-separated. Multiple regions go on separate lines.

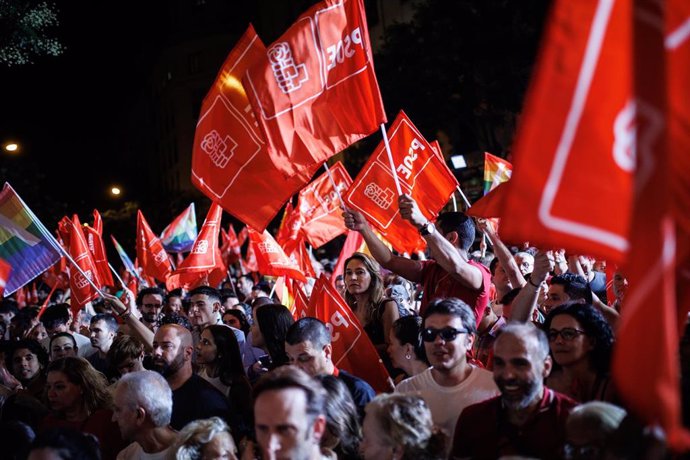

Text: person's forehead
xmin=286 ymin=340 xmax=317 ymax=355
xmin=424 ymin=313 xmax=463 ymax=329
xmin=256 ymin=388 xmax=308 ymax=421
xmin=191 ymin=294 xmax=213 ymax=303
xmin=143 ymin=293 xmax=164 ymax=303
xmin=494 ymin=333 xmax=533 ymax=358
xmin=154 ymin=327 xmax=181 ymax=343
xmin=91 ymin=320 xmax=106 ymax=329
xmin=549 ymin=284 xmax=566 ymax=295
xmin=52 ymin=337 xmax=72 ymax=347
xmin=14 ymin=348 xmax=36 ymax=358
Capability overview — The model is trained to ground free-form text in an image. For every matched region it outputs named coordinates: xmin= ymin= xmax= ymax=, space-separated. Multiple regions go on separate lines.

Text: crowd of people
xmin=0 ymin=193 xmax=687 ymax=460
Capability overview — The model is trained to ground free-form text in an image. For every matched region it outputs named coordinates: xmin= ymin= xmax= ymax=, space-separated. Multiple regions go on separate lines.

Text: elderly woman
xmin=360 ymin=394 xmax=446 ymax=460
xmin=175 ymin=417 xmax=238 ymax=460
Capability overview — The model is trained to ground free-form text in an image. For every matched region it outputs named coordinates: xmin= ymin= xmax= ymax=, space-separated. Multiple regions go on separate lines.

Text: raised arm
xmin=103 ymin=293 xmax=154 ymax=350
xmin=343 ymin=208 xmax=424 ymax=282
xmin=398 ymin=194 xmax=482 ymax=290
xmin=509 ymin=250 xmax=553 ymax=322
xmin=476 ymin=218 xmax=526 ymax=288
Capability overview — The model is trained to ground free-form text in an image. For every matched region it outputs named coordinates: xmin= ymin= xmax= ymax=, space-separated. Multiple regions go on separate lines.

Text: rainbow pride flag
xmin=110 ymin=235 xmax=139 ymax=280
xmin=0 ymin=183 xmax=62 ymax=296
xmin=483 ymin=152 xmax=513 ymax=195
xmin=160 ymin=203 xmax=197 ymax=253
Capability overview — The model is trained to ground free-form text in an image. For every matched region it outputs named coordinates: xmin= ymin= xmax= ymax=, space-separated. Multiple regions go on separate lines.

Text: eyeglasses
xmin=547 ymin=328 xmax=587 ymax=341
xmin=421 ymin=327 xmax=467 ymax=342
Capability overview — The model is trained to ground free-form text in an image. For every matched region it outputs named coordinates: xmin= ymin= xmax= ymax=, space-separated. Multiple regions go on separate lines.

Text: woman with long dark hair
xmin=250 ymin=303 xmax=294 ymax=375
xmin=543 ymin=302 xmax=615 ymax=403
xmin=196 ymin=324 xmax=253 ymax=440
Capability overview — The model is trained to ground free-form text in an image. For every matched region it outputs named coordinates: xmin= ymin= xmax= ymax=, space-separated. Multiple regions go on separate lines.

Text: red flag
xmin=287 ymin=238 xmax=317 ymax=280
xmin=65 ymin=215 xmax=102 ymax=309
xmin=220 ymin=225 xmax=241 ymax=266
xmin=136 ymin=210 xmax=172 ymax=283
xmin=14 ymin=286 xmax=26 ymax=307
xmin=238 ymin=227 xmax=249 ymax=247
xmin=247 ymin=229 xmax=307 ymax=282
xmin=466 ymin=181 xmax=510 ymax=219
xmin=330 ymin=230 xmax=364 ymax=286
xmin=292 ymin=279 xmax=310 ymax=320
xmin=0 ymin=258 xmax=11 ymax=297
xmin=276 ymin=202 xmax=303 ymax=255
xmin=166 ymin=204 xmax=226 ymax=291
xmin=297 ymin=162 xmax=353 ymax=248
xmin=83 ymin=210 xmax=114 ymax=287
xmin=307 ymin=275 xmax=391 ymax=393
xmin=344 ymin=111 xmax=459 ymax=253
xmin=243 ymin=240 xmax=259 ymax=273
xmin=191 ymin=26 xmax=317 ymax=231
xmin=243 ymin=0 xmax=386 ymax=178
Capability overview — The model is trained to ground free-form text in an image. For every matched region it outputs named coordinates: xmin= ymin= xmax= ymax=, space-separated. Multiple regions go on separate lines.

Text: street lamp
xmin=4 ymin=142 xmax=19 ymax=153
xmin=110 ymin=186 xmax=122 ymax=197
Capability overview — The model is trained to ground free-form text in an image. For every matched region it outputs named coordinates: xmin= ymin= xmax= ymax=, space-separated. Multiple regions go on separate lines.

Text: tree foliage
xmin=0 ymin=0 xmax=64 ymax=66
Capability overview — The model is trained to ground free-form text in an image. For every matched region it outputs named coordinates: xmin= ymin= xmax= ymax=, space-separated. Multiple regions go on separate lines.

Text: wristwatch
xmin=419 ymin=221 xmax=435 ymax=236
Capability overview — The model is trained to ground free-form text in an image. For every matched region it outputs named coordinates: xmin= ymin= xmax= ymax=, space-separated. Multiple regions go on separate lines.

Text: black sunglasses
xmin=421 ymin=326 xmax=467 ymax=342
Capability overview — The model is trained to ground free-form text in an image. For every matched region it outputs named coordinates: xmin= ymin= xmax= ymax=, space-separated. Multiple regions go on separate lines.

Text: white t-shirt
xmin=117 ymin=442 xmax=177 ymax=460
xmin=396 ymin=365 xmax=499 ymax=439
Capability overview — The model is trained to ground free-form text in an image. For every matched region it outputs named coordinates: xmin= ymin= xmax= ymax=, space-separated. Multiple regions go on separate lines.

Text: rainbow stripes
xmin=160 ymin=203 xmax=198 ymax=253
xmin=0 ymin=183 xmax=62 ymax=295
xmin=483 ymin=152 xmax=513 ymax=195
xmin=111 ymin=235 xmax=138 ymax=279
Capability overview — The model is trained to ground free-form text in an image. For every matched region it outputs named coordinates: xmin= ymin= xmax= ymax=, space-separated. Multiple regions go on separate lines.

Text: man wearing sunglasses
xmin=396 ymin=298 xmax=499 ymax=447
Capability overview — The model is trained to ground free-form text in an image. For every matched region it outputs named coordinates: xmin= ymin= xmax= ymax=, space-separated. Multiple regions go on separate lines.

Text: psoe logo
xmin=154 ymin=250 xmax=168 ymax=264
xmin=268 ymin=42 xmax=308 ymax=94
xmin=192 ymin=240 xmax=209 ymax=255
xmin=258 ymin=242 xmax=280 ymax=254
xmin=201 ymin=130 xmax=236 ymax=169
xmin=364 ymin=183 xmax=394 ymax=210
xmin=74 ymin=270 xmax=93 ymax=290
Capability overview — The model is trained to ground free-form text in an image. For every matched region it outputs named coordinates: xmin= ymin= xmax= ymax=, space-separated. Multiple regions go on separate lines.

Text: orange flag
xmin=243 ymin=0 xmax=386 ymax=179
xmin=297 ymin=162 xmax=353 ymax=248
xmin=64 ymin=215 xmax=102 ymax=309
xmin=136 ymin=210 xmax=172 ymax=283
xmin=190 ymin=25 xmax=316 ymax=232
xmin=307 ymin=275 xmax=390 ymax=393
xmin=166 ymin=204 xmax=226 ymax=291
xmin=83 ymin=210 xmax=114 ymax=287
xmin=344 ymin=111 xmax=458 ymax=254
xmin=247 ymin=229 xmax=307 ymax=282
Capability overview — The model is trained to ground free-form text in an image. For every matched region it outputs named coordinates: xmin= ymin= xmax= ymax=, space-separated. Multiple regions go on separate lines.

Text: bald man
xmin=152 ymin=324 xmax=231 ymax=430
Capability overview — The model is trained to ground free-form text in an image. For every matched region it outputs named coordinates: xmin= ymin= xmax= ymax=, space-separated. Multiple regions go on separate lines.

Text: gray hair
xmin=116 ymin=370 xmax=172 ymax=427
xmin=498 ymin=322 xmax=549 ymax=359
xmin=175 ymin=417 xmax=235 ymax=460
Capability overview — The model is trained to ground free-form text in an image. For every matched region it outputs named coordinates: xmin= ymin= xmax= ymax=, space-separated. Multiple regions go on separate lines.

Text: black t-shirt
xmin=171 ymin=373 xmax=232 ymax=431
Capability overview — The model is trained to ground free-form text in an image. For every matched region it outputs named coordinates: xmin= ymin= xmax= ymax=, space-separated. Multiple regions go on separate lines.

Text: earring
xmin=405 ymin=353 xmax=411 ymax=360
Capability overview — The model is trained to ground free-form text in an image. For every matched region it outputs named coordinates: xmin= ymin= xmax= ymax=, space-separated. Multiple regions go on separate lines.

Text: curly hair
xmin=175 ymin=417 xmax=236 ymax=460
xmin=544 ymin=302 xmax=614 ymax=376
xmin=46 ymin=357 xmax=111 ymax=416
xmin=344 ymin=252 xmax=385 ymax=325
xmin=6 ymin=339 xmax=49 ymax=381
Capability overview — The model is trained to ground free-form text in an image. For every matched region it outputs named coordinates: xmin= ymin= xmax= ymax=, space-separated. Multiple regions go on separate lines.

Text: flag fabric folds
xmin=344 ymin=111 xmax=458 ymax=254
xmin=166 ymin=203 xmax=226 ymax=291
xmin=136 ymin=210 xmax=172 ymax=283
xmin=0 ymin=258 xmax=11 ymax=297
xmin=191 ymin=26 xmax=317 ymax=232
xmin=307 ymin=275 xmax=391 ymax=393
xmin=0 ymin=183 xmax=62 ymax=296
xmin=276 ymin=201 xmax=303 ymax=256
xmin=247 ymin=228 xmax=307 ymax=282
xmin=483 ymin=152 xmax=513 ymax=195
xmin=466 ymin=181 xmax=510 ymax=220
xmin=83 ymin=210 xmax=114 ymax=287
xmin=160 ymin=203 xmax=198 ymax=253
xmin=297 ymin=162 xmax=353 ymax=248
xmin=243 ymin=0 xmax=386 ymax=179
xmin=63 ymin=215 xmax=102 ymax=308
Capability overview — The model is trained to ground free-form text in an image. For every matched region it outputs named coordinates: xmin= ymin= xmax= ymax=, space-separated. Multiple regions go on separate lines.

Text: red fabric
xmin=613 ymin=0 xmax=690 ymax=450
xmin=136 ymin=210 xmax=172 ymax=283
xmin=330 ymin=230 xmax=364 ymax=286
xmin=243 ymin=0 xmax=386 ymax=179
xmin=37 ymin=283 xmax=58 ymax=319
xmin=466 ymin=181 xmax=510 ymax=220
xmin=83 ymin=210 xmax=114 ymax=287
xmin=498 ymin=0 xmax=633 ymax=263
xmin=276 ymin=202 xmax=303 ymax=256
xmin=238 ymin=227 xmax=248 ymax=247
xmin=0 ymin=258 xmax=10 ymax=297
xmin=14 ymin=286 xmax=26 ymax=307
xmin=297 ymin=162 xmax=353 ymax=248
xmin=65 ymin=215 xmax=102 ymax=309
xmin=344 ymin=111 xmax=458 ymax=254
xmin=248 ymin=229 xmax=306 ymax=282
xmin=306 ymin=275 xmax=390 ymax=393
xmin=166 ymin=204 xmax=226 ymax=291
xmin=190 ymin=26 xmax=315 ymax=232
xmin=292 ymin=279 xmax=310 ymax=320
xmin=287 ymin=238 xmax=316 ymax=279
xmin=243 ymin=239 xmax=258 ymax=274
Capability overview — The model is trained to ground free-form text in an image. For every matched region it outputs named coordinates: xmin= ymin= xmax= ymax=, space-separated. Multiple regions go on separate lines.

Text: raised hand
xmin=398 ymin=194 xmax=426 ymax=227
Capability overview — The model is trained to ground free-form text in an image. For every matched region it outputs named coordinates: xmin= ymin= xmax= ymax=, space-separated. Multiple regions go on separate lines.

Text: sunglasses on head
xmin=421 ymin=326 xmax=467 ymax=342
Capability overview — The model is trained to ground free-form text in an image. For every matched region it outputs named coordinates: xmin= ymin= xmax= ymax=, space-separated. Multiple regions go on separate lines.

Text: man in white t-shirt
xmin=396 ymin=297 xmax=499 ymax=440
xmin=113 ymin=370 xmax=179 ymax=460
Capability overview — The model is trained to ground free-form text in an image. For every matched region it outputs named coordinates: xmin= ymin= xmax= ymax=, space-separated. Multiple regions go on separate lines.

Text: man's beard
xmin=142 ymin=312 xmax=159 ymax=324
xmin=496 ymin=377 xmax=542 ymax=411
xmin=152 ymin=350 xmax=185 ymax=377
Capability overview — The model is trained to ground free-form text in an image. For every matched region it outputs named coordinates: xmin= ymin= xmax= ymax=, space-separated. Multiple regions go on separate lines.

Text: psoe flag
xmin=0 ymin=183 xmax=62 ymax=296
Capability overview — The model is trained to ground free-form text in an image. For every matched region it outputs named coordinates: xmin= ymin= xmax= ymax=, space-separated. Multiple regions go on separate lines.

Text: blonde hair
xmin=175 ymin=417 xmax=236 ymax=460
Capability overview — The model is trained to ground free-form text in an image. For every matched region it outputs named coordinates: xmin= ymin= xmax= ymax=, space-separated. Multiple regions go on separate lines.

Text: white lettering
xmin=326 ymin=27 xmax=363 ymax=71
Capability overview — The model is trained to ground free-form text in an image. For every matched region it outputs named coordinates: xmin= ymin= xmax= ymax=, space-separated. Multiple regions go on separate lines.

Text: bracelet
xmin=119 ymin=310 xmax=132 ymax=320
xmin=527 ymin=278 xmax=541 ymax=289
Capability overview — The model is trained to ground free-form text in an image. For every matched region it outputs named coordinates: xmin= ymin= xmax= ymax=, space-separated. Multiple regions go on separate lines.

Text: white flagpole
xmin=380 ymin=124 xmax=403 ymax=195
xmin=323 ymin=162 xmax=348 ymax=211
xmin=456 ymin=185 xmax=472 ymax=209
xmin=451 ymin=193 xmax=458 ymax=212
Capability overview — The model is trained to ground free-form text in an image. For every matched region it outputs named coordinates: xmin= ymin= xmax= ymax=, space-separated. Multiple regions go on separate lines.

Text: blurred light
xmin=450 ymin=155 xmax=467 ymax=169
xmin=222 ymin=73 xmax=245 ymax=94
xmin=4 ymin=143 xmax=19 ymax=152
xmin=110 ymin=186 xmax=121 ymax=196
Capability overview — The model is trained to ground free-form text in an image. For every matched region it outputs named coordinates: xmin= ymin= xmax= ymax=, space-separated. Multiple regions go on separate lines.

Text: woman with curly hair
xmin=360 ymin=393 xmax=446 ymax=460
xmin=344 ymin=253 xmax=400 ymax=360
xmin=38 ymin=357 xmax=126 ymax=460
xmin=543 ymin=302 xmax=615 ymax=403
xmin=175 ymin=416 xmax=238 ymax=460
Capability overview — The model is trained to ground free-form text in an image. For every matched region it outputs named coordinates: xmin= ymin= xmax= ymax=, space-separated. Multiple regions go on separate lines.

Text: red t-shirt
xmin=419 ymin=259 xmax=491 ymax=325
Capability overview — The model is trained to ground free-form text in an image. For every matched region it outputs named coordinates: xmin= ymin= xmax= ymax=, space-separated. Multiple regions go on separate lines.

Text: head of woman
xmin=175 ymin=416 xmax=238 ymax=460
xmin=344 ymin=253 xmax=384 ymax=316
xmin=49 ymin=333 xmax=78 ymax=361
xmin=316 ymin=375 xmax=362 ymax=458
xmin=544 ymin=302 xmax=614 ymax=375
xmin=387 ymin=316 xmax=428 ymax=370
xmin=45 ymin=357 xmax=110 ymax=417
xmin=221 ymin=310 xmax=250 ymax=336
xmin=251 ymin=304 xmax=295 ymax=367
xmin=197 ymin=325 xmax=245 ymax=384
xmin=361 ymin=394 xmax=445 ymax=460
xmin=28 ymin=323 xmax=48 ymax=342
xmin=6 ymin=339 xmax=48 ymax=385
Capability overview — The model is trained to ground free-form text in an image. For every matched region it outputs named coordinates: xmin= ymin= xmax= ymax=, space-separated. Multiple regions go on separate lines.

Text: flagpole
xmin=323 ymin=162 xmax=348 ymax=211
xmin=451 ymin=194 xmax=458 ymax=212
xmin=455 ymin=185 xmax=472 ymax=209
xmin=268 ymin=277 xmax=280 ymax=300
xmin=109 ymin=263 xmax=126 ymax=289
xmin=380 ymin=124 xmax=403 ymax=195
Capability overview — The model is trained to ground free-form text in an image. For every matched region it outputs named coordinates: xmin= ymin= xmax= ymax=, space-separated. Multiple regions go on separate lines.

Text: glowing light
xmin=4 ymin=143 xmax=18 ymax=152
xmin=222 ymin=74 xmax=245 ymax=94
xmin=110 ymin=186 xmax=121 ymax=196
